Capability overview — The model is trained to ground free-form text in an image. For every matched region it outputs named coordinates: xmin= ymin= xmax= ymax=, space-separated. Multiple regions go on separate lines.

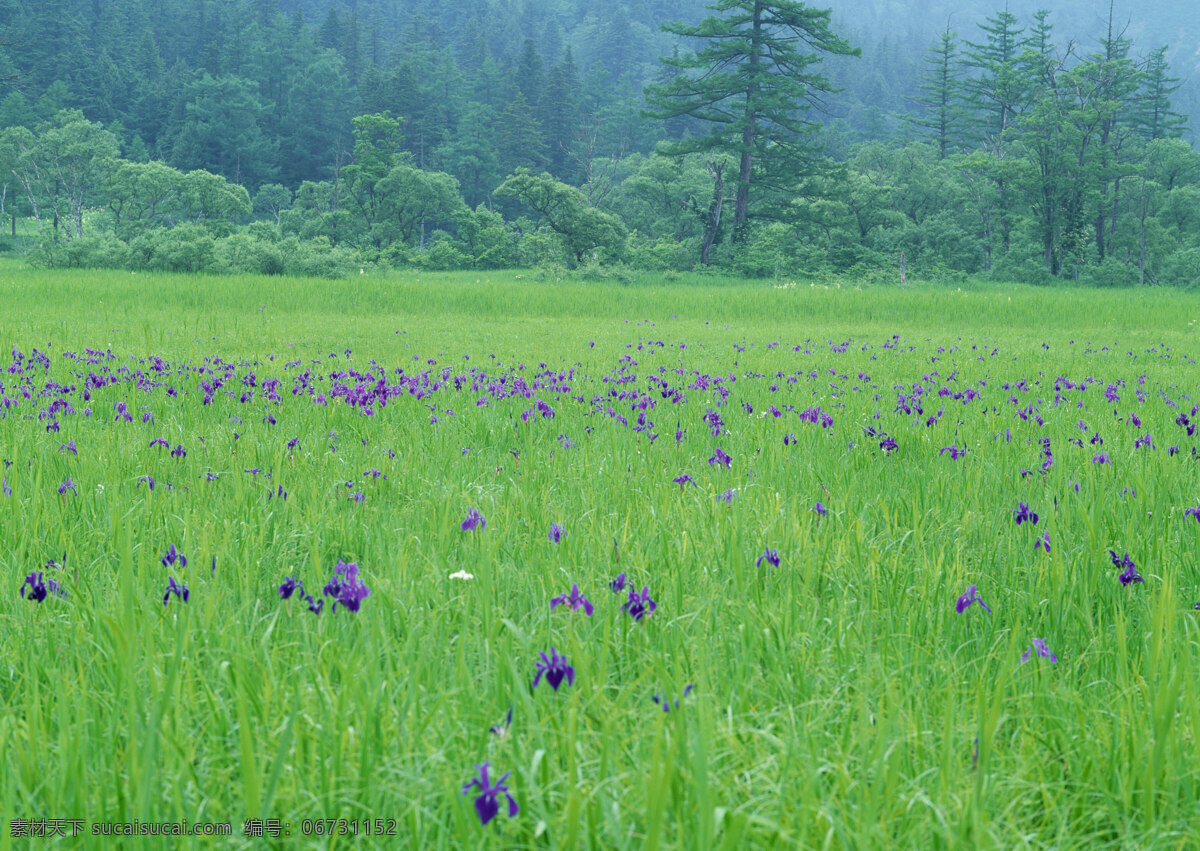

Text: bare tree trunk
xmin=1138 ymin=176 xmax=1147 ymax=286
xmin=700 ymin=160 xmax=725 ymax=266
xmin=899 ymin=251 xmax=906 ymax=286
xmin=733 ymin=1 xmax=763 ymax=242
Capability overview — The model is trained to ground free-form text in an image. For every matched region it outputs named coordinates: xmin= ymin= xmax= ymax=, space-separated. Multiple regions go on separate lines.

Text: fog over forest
xmin=1 ymin=0 xmax=1199 ymax=285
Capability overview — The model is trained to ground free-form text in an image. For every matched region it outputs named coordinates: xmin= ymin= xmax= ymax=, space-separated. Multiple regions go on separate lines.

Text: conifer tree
xmin=645 ymin=0 xmax=859 ymax=242
xmin=909 ymin=24 xmax=966 ymax=158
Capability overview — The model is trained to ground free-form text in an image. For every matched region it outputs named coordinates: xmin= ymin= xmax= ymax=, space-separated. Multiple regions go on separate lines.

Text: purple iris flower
xmin=2 ymin=477 xmax=9 ymax=498
xmin=652 ymin=684 xmax=696 ymax=713
xmin=550 ymin=583 xmax=593 ymax=616
xmin=812 ymin=502 xmax=827 ymax=516
xmin=171 ymin=444 xmax=186 ymax=459
xmin=489 ymin=706 xmax=514 ymax=739
xmin=1184 ymin=505 xmax=1200 ymax=523
xmin=322 ymin=560 xmax=372 ymax=612
xmin=20 ymin=572 xmax=47 ymax=602
xmin=21 ymin=572 xmax=64 ymax=601
xmin=1013 ymin=502 xmax=1038 ymax=525
xmin=1020 ymin=638 xmax=1058 ymax=664
xmin=609 ymin=573 xmax=628 ymax=593
xmin=1035 ymin=532 xmax=1051 ymax=553
xmin=1093 ymin=452 xmax=1110 ymax=465
xmin=58 ymin=477 xmax=77 ymax=495
xmin=940 ymin=445 xmax=965 ymax=460
xmin=461 ymin=507 xmax=486 ymax=531
xmin=532 ymin=646 xmax=575 ymax=691
xmin=279 ymin=576 xmax=302 ymax=599
xmin=163 ymin=577 xmax=189 ymax=606
xmin=548 ymin=522 xmax=566 ymax=543
xmin=955 ymin=584 xmax=991 ymax=614
xmin=161 ymin=545 xmax=187 ymax=569
xmin=1134 ymin=433 xmax=1154 ymax=450
xmin=623 ymin=586 xmax=657 ymax=621
xmin=756 ymin=547 xmax=780 ymax=568
xmin=708 ymin=447 xmax=731 ymax=468
xmin=60 ymin=441 xmax=77 ymax=455
xmin=672 ymin=473 xmax=695 ymax=490
xmin=138 ymin=475 xmax=155 ymax=490
xmin=149 ymin=438 xmax=169 ymax=449
xmin=716 ymin=488 xmax=737 ymax=503
xmin=879 ymin=435 xmax=898 ymax=453
xmin=462 ymin=762 xmax=519 ymax=826
xmin=1108 ymin=550 xmax=1145 ymax=585
xmin=1118 ymin=563 xmax=1144 ymax=585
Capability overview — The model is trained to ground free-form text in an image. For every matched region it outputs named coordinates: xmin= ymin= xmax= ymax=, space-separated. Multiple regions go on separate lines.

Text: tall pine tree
xmin=645 ymin=0 xmax=859 ymax=242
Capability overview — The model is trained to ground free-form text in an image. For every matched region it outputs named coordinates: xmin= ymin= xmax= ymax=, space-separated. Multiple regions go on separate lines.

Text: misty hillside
xmin=3 ymin=0 xmax=1199 ymax=286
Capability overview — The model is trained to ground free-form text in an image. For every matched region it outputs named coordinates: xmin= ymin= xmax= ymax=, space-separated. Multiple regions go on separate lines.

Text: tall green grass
xmin=1 ymin=261 xmax=1198 ymax=848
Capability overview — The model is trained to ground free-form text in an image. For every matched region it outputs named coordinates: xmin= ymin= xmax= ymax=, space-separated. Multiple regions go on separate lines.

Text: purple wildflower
xmin=609 ymin=572 xmax=628 ymax=593
xmin=1093 ymin=452 xmax=1110 ymax=465
xmin=548 ymin=522 xmax=566 ymax=543
xmin=532 ymin=646 xmax=575 ymax=691
xmin=715 ymin=488 xmax=737 ymax=503
xmin=955 ymin=584 xmax=991 ymax=614
xmin=1185 ymin=505 xmax=1200 ymax=523
xmin=812 ymin=502 xmax=827 ymax=516
xmin=879 ymin=435 xmax=898 ymax=453
xmin=652 ymin=684 xmax=696 ymax=713
xmin=550 ymin=583 xmax=594 ymax=616
xmin=756 ymin=547 xmax=780 ymax=568
xmin=138 ymin=475 xmax=155 ymax=489
xmin=623 ymin=586 xmax=657 ymax=621
xmin=489 ymin=706 xmax=514 ymax=739
xmin=1035 ymin=531 xmax=1051 ymax=553
xmin=322 ymin=560 xmax=372 ymax=612
xmin=149 ymin=438 xmax=169 ymax=449
xmin=708 ymin=447 xmax=731 ymax=468
xmin=59 ymin=441 xmax=77 ymax=455
xmin=163 ymin=577 xmax=189 ymax=606
xmin=58 ymin=477 xmax=77 ymax=495
xmin=461 ymin=507 xmax=486 ymax=531
xmin=20 ymin=572 xmax=47 ymax=602
xmin=940 ymin=445 xmax=965 ymax=460
xmin=279 ymin=576 xmax=302 ymax=599
xmin=171 ymin=444 xmax=186 ymax=459
xmin=462 ymin=762 xmax=519 ymax=826
xmin=1020 ymin=638 xmax=1058 ymax=664
xmin=1013 ymin=502 xmax=1038 ymax=526
xmin=21 ymin=571 xmax=64 ymax=601
xmin=161 ymin=545 xmax=186 ymax=569
xmin=672 ymin=473 xmax=695 ymax=490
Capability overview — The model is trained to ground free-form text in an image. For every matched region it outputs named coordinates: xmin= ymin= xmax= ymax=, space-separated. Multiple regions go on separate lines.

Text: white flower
xmin=449 ymin=570 xmax=474 ymax=581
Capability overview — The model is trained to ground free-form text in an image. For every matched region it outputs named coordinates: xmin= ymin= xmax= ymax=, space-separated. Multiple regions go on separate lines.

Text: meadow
xmin=1 ymin=261 xmax=1199 ymax=849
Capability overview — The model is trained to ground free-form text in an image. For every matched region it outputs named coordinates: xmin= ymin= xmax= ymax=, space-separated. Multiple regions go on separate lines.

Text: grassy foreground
xmin=1 ymin=262 xmax=1200 ymax=848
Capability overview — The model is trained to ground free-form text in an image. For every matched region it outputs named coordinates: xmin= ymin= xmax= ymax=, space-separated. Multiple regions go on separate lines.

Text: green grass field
xmin=2 ymin=261 xmax=1199 ymax=848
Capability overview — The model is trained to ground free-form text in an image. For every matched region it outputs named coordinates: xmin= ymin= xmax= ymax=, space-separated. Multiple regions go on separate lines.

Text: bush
xmin=28 ymin=235 xmax=130 ymax=269
xmin=213 ymin=232 xmax=286 ymax=275
xmin=1078 ymin=257 xmax=1138 ymax=288
xmin=128 ymin=223 xmax=216 ymax=273
xmin=1157 ymin=247 xmax=1200 ymax=288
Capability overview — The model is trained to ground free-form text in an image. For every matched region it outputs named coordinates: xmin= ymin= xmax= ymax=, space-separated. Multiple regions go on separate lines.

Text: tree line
xmin=2 ymin=0 xmax=1199 ymax=285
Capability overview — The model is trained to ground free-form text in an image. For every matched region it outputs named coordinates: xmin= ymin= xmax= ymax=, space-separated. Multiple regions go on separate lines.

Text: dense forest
xmin=2 ymin=0 xmax=1199 ymax=285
